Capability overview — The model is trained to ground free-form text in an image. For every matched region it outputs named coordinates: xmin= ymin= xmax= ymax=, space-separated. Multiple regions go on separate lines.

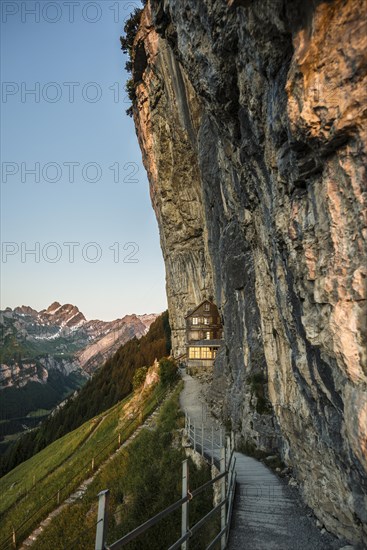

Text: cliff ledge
xmin=131 ymin=0 xmax=367 ymax=543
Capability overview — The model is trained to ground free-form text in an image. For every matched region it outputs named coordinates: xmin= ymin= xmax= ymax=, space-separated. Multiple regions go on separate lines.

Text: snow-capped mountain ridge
xmin=0 ymin=303 xmax=160 ymax=388
xmin=0 ymin=303 xmax=160 ymax=448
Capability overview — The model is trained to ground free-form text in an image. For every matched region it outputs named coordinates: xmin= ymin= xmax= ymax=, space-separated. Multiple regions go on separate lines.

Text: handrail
xmin=191 ymin=470 xmax=226 ymax=497
xmin=107 ymin=495 xmax=190 ymax=549
xmin=1 ymin=386 xmax=168 ymax=550
xmin=96 ymin=412 xmax=237 ymax=550
xmin=167 ymin=497 xmax=227 ymax=550
xmin=104 ymin=467 xmax=232 ymax=549
xmin=206 ymin=525 xmax=227 ymax=550
xmin=190 ymin=496 xmax=227 ymax=538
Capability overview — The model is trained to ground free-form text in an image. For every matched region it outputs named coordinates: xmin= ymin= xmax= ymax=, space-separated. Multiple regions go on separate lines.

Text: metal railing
xmin=184 ymin=411 xmax=229 ymax=468
xmin=0 ymin=387 xmax=168 ymax=550
xmin=95 ymin=414 xmax=236 ymax=550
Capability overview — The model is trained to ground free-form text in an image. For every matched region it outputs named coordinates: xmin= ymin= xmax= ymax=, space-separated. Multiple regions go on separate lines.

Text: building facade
xmin=185 ymin=300 xmax=223 ymax=368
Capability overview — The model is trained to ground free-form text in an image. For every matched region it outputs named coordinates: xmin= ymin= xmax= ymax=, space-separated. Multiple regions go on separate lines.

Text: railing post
xmin=211 ymin=426 xmax=214 ymax=465
xmin=226 ymin=436 xmax=231 ymax=468
xmin=231 ymin=430 xmax=235 ymax=453
xmin=219 ymin=428 xmax=223 ymax=448
xmin=227 ymin=452 xmax=236 ymax=546
xmin=12 ymin=526 xmax=16 ymax=549
xmin=220 ymin=446 xmax=226 ymax=550
xmin=95 ymin=489 xmax=109 ymax=550
xmin=201 ymin=423 xmax=204 ymax=456
xmin=181 ymin=459 xmax=189 ymax=550
xmin=194 ymin=423 xmax=196 ymax=452
xmin=227 ymin=439 xmax=233 ymax=500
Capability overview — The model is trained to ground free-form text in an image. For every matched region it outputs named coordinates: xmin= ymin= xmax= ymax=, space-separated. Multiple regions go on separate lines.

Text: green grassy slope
xmin=28 ymin=384 xmax=216 ymax=550
xmin=0 ymin=381 xmax=167 ymax=549
xmin=0 ymin=311 xmax=171 ymax=475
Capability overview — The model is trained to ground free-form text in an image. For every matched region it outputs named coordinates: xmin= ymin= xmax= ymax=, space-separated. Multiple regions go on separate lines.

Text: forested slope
xmin=0 ymin=311 xmax=171 ymax=476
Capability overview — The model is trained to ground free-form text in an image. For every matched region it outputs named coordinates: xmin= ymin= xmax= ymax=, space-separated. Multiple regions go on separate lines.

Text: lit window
xmin=201 ymin=347 xmax=212 ymax=358
xmin=206 ymin=332 xmax=211 ymax=340
xmin=204 ymin=318 xmax=209 ymax=325
xmin=189 ymin=347 xmax=201 ymax=359
xmin=192 ymin=317 xmax=198 ymax=325
xmin=189 ymin=346 xmax=214 ymax=359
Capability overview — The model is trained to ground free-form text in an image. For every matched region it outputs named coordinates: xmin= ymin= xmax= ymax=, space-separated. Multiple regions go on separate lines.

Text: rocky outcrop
xmin=77 ymin=314 xmax=152 ymax=373
xmin=132 ymin=10 xmax=213 ymax=355
xmin=0 ymin=304 xmax=158 ymax=387
xmin=0 ymin=362 xmax=49 ymax=387
xmin=0 ymin=304 xmax=159 ymax=446
xmin=131 ymin=0 xmax=367 ymax=543
xmin=0 ymin=356 xmax=83 ymax=388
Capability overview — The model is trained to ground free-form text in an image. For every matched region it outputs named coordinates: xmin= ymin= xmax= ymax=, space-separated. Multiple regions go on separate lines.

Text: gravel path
xmin=180 ymin=370 xmax=351 ymax=550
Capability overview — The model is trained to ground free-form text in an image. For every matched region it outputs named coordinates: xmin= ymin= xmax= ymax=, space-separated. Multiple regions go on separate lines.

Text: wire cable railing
xmin=95 ymin=414 xmax=237 ymax=550
xmin=0 ymin=386 xmax=168 ymax=550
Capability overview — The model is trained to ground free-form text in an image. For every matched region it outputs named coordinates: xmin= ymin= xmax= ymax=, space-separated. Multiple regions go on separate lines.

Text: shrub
xmin=132 ymin=366 xmax=148 ymax=391
xmin=119 ymin=6 xmax=144 ymax=57
xmin=120 ymin=3 xmax=146 ymax=116
xmin=159 ymin=358 xmax=178 ymax=387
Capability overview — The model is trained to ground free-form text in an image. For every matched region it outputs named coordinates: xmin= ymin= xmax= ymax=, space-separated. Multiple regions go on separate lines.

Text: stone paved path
xmin=180 ymin=370 xmax=348 ymax=550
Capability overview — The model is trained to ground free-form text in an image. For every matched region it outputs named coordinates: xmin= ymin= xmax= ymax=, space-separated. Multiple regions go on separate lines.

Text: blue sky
xmin=0 ymin=0 xmax=167 ymax=320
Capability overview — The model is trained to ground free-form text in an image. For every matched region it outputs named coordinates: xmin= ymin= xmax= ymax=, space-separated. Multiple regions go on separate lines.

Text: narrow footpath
xmin=20 ymin=391 xmax=171 ymax=549
xmin=180 ymin=371 xmax=349 ymax=550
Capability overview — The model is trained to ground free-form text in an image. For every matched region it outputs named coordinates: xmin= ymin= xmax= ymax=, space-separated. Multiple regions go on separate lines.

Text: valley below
xmin=0 ymin=302 xmax=158 ymax=451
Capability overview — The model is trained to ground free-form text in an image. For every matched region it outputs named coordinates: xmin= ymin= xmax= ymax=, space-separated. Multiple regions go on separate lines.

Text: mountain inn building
xmin=185 ymin=300 xmax=223 ymax=369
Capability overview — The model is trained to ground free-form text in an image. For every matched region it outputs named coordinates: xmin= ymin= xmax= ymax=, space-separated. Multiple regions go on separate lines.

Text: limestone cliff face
xmin=131 ymin=0 xmax=367 ymax=543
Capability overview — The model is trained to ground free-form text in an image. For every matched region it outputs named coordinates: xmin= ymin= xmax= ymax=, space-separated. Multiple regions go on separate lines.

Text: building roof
xmin=187 ymin=339 xmax=223 ymax=347
xmin=184 ymin=299 xmax=215 ymax=319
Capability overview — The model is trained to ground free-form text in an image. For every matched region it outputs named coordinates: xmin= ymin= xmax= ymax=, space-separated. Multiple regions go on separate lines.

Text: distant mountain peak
xmin=46 ymin=301 xmax=62 ymax=313
xmin=41 ymin=303 xmax=86 ymax=328
xmin=13 ymin=305 xmax=38 ymax=317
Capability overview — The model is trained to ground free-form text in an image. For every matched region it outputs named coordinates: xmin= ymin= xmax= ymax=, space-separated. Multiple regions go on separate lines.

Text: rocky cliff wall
xmin=131 ymin=0 xmax=367 ymax=543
